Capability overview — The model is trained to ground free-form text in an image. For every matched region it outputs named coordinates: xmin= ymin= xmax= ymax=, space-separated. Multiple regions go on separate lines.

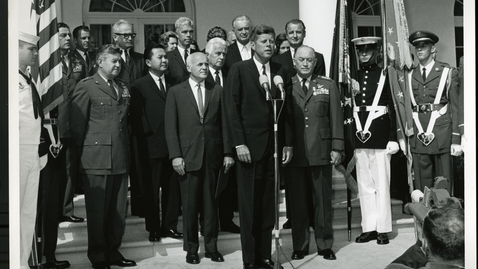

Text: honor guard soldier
xmin=408 ymin=31 xmax=461 ymax=193
xmin=351 ymin=37 xmax=399 ymax=245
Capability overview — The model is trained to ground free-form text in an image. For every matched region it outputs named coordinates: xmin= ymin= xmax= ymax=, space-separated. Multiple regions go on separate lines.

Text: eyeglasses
xmin=115 ymin=33 xmax=137 ymax=39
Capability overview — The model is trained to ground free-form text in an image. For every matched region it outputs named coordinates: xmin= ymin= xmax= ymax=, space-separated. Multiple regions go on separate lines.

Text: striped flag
xmin=31 ymin=0 xmax=63 ymax=115
xmin=381 ymin=0 xmax=414 ymax=191
xmin=330 ymin=0 xmax=359 ymax=194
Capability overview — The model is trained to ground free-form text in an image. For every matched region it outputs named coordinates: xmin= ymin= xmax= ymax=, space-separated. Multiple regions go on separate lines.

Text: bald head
xmin=186 ymin=52 xmax=209 ymax=83
xmin=293 ymin=45 xmax=317 ymax=78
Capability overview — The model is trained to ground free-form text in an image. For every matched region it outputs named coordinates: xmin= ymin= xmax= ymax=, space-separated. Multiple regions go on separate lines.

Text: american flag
xmin=31 ymin=0 xmax=63 ymax=116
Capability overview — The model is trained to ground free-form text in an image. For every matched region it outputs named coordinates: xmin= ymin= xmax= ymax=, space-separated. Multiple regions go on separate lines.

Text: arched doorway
xmin=83 ymin=0 xmax=195 ymax=53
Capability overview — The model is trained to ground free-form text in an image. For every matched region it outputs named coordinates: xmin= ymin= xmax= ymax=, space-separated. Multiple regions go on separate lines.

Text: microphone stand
xmin=268 ymin=93 xmax=284 ymax=269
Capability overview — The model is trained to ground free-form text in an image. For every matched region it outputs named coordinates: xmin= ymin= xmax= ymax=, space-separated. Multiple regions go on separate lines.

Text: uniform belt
xmin=412 ymin=104 xmax=445 ymax=113
xmin=43 ymin=118 xmax=59 ymax=125
xmin=353 ymin=105 xmax=388 ymax=113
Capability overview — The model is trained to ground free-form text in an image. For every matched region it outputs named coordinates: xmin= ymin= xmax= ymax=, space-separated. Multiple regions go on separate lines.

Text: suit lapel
xmin=147 ymin=74 xmax=166 ymax=100
xmin=203 ymin=80 xmax=214 ymax=115
xmin=94 ymin=73 xmax=118 ymax=100
xmin=292 ymin=76 xmax=305 ymax=99
xmin=173 ymin=48 xmax=188 ymax=73
xmin=424 ymin=62 xmax=441 ymax=84
xmin=412 ymin=67 xmax=424 ymax=85
xmin=184 ymin=81 xmax=200 ymax=117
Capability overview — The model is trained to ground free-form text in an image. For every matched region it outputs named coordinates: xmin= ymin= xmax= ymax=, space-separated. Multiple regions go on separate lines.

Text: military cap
xmin=19 ymin=31 xmax=40 ymax=45
xmin=351 ymin=36 xmax=381 ymax=50
xmin=409 ymin=30 xmax=439 ymax=45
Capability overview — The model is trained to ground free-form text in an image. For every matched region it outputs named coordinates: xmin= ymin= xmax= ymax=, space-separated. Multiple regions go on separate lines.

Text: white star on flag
xmin=388 ymin=27 xmax=394 ymax=35
xmin=397 ymin=92 xmax=404 ymax=98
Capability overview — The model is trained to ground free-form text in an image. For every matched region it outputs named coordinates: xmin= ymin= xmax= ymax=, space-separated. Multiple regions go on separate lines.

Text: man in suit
xmin=166 ymin=17 xmax=198 ymax=86
xmin=165 ymin=52 xmax=234 ymax=264
xmin=288 ymin=46 xmax=343 ymax=261
xmin=205 ymin=37 xmax=240 ymax=234
xmin=351 ymin=37 xmax=399 ymax=245
xmin=223 ymin=15 xmax=253 ymax=73
xmin=35 ymin=22 xmax=75 ymax=269
xmin=57 ymin=24 xmax=92 ymax=224
xmin=130 ymin=42 xmax=182 ymax=242
xmin=70 ymin=44 xmax=136 ymax=269
xmin=112 ymin=19 xmax=146 ymax=218
xmin=407 ymin=31 xmax=461 ymax=194
xmin=272 ymin=19 xmax=326 ymax=77
xmin=223 ymin=24 xmax=294 ymax=269
xmin=19 ymin=31 xmax=42 ymax=269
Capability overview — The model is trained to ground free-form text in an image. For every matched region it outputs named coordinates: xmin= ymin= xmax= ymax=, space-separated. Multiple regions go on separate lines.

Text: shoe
xmin=317 ymin=249 xmax=325 ymax=256
xmin=322 ymin=249 xmax=336 ymax=260
xmin=291 ymin=250 xmax=308 ymax=260
xmin=282 ymin=219 xmax=291 ymax=229
xmin=110 ymin=258 xmax=136 ymax=267
xmin=355 ymin=231 xmax=378 ymax=243
xmin=161 ymin=229 xmax=183 ymax=239
xmin=243 ymin=263 xmax=258 ymax=269
xmin=257 ymin=259 xmax=283 ymax=269
xmin=42 ymin=260 xmax=70 ymax=269
xmin=92 ymin=261 xmax=110 ymax=269
xmin=377 ymin=233 xmax=390 ymax=245
xmin=200 ymin=227 xmax=204 ymax=236
xmin=186 ymin=252 xmax=200 ymax=264
xmin=149 ymin=231 xmax=161 ymax=242
xmin=221 ymin=222 xmax=240 ymax=233
xmin=205 ymin=251 xmax=224 ymax=262
xmin=59 ymin=215 xmax=84 ymax=223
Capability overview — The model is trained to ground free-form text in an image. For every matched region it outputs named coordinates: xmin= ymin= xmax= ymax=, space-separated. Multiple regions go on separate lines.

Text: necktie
xmin=302 ymin=78 xmax=308 ymax=95
xmin=61 ymin=55 xmax=68 ymax=71
xmin=262 ymin=65 xmax=267 ymax=76
xmin=422 ymin=67 xmax=427 ymax=81
xmin=197 ymin=83 xmax=204 ymax=122
xmin=215 ymin=70 xmax=221 ymax=86
xmin=108 ymin=79 xmax=118 ymax=99
xmin=159 ymin=78 xmax=166 ymax=94
xmin=19 ymin=70 xmax=42 ymax=119
xmin=184 ymin=49 xmax=189 ymax=63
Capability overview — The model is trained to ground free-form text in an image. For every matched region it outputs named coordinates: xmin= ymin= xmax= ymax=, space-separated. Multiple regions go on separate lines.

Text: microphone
xmin=273 ymin=75 xmax=285 ymax=100
xmin=259 ymin=74 xmax=272 ymax=100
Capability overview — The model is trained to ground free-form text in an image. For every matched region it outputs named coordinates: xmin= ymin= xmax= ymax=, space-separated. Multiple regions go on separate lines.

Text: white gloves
xmin=450 ymin=144 xmax=463 ymax=156
xmin=386 ymin=141 xmax=400 ymax=155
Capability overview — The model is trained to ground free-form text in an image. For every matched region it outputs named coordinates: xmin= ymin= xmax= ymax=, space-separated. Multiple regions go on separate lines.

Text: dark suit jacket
xmin=272 ymin=50 xmax=326 ymax=77
xmin=117 ymin=49 xmax=145 ymax=84
xmin=165 ymin=79 xmax=231 ymax=172
xmin=409 ymin=61 xmax=459 ymax=154
xmin=165 ymin=47 xmax=199 ymax=86
xmin=69 ymin=72 xmax=131 ymax=175
xmin=205 ymin=68 xmax=227 ymax=87
xmin=130 ymin=73 xmax=170 ymax=159
xmin=290 ymin=75 xmax=344 ymax=167
xmin=223 ymin=42 xmax=253 ymax=74
xmin=223 ymin=58 xmax=294 ymax=161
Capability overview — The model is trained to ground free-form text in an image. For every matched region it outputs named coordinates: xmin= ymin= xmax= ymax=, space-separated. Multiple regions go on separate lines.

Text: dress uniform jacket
xmin=409 ymin=61 xmax=460 ymax=154
xmin=354 ymin=63 xmax=397 ymax=149
xmin=70 ymin=49 xmax=95 ymax=79
xmin=290 ymin=75 xmax=344 ymax=167
xmin=69 ymin=73 xmax=131 ymax=175
xmin=166 ymin=47 xmax=199 ymax=86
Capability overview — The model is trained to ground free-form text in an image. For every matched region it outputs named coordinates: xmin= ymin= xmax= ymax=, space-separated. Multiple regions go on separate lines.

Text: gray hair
xmin=205 ymin=37 xmax=227 ymax=55
xmin=175 ymin=17 xmax=194 ymax=33
xmin=112 ymin=19 xmax=133 ymax=33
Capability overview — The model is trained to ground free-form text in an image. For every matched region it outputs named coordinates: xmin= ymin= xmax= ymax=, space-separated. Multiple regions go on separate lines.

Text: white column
xmin=299 ymin=0 xmax=338 ymax=77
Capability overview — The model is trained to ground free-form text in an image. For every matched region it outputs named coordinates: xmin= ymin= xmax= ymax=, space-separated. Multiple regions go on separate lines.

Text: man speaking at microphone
xmin=223 ymin=24 xmax=294 ymax=269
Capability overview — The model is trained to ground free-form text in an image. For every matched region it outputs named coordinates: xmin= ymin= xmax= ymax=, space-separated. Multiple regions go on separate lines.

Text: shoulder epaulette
xmin=317 ymin=75 xmax=333 ymax=81
xmin=437 ymin=61 xmax=452 ymax=68
xmin=81 ymin=76 xmax=94 ymax=82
